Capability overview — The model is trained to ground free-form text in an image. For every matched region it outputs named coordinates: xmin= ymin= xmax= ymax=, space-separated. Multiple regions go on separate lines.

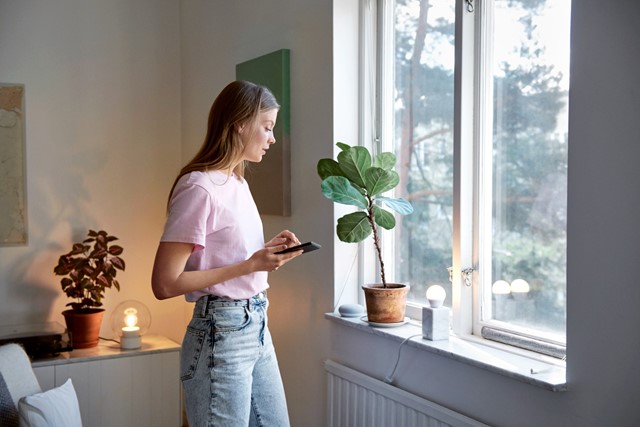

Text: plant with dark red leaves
xmin=54 ymin=229 xmax=125 ymax=311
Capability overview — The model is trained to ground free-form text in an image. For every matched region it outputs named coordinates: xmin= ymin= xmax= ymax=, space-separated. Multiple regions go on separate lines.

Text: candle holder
xmin=422 ymin=285 xmax=449 ymax=341
xmin=110 ymin=300 xmax=151 ymax=350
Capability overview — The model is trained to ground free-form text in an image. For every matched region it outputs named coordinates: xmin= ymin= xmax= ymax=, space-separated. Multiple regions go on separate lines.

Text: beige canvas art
xmin=0 ymin=83 xmax=27 ymax=244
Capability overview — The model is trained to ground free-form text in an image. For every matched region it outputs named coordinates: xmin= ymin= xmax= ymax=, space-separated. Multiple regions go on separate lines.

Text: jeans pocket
xmin=212 ymin=306 xmax=251 ymax=333
xmin=180 ymin=323 xmax=206 ymax=381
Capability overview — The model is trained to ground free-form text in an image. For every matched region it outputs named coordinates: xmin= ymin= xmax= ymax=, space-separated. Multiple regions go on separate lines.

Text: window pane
xmin=392 ymin=0 xmax=455 ymax=306
xmin=488 ymin=0 xmax=569 ymax=338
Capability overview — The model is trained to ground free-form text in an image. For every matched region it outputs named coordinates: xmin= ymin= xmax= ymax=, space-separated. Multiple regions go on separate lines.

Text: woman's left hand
xmin=265 ymin=230 xmax=300 ymax=250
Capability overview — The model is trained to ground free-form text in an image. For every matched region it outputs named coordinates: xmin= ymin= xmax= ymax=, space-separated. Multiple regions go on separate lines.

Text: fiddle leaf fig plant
xmin=317 ymin=142 xmax=413 ymax=287
xmin=54 ymin=229 xmax=125 ymax=311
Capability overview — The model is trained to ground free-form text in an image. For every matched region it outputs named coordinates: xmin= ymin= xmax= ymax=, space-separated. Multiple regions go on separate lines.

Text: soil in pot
xmin=62 ymin=309 xmax=105 ymax=349
xmin=362 ymin=283 xmax=409 ymax=323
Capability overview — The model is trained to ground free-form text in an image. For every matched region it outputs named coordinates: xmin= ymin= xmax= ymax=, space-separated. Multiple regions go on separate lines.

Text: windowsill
xmin=325 ymin=312 xmax=567 ymax=392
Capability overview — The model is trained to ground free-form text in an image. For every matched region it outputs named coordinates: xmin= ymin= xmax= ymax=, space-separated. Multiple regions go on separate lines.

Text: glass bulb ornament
xmin=110 ymin=300 xmax=151 ymax=350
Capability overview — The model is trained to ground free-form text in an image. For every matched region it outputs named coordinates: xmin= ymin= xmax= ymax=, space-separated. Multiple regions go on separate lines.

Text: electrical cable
xmin=384 ymin=333 xmax=423 ymax=385
xmin=332 ymin=249 xmax=359 ymax=312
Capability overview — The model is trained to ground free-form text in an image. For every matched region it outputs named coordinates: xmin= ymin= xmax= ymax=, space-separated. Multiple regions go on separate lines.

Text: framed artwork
xmin=236 ymin=49 xmax=291 ymax=216
xmin=0 ymin=83 xmax=27 ymax=245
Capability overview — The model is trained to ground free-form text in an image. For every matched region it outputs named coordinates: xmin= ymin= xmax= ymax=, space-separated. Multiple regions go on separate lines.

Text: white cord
xmin=384 ymin=334 xmax=423 ymax=384
xmin=332 ymin=249 xmax=359 ymax=312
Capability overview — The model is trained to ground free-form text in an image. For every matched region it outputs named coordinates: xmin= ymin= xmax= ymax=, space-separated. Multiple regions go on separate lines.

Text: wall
xmin=329 ymin=1 xmax=640 ymax=427
xmin=0 ymin=0 xmax=187 ymax=344
xmin=0 ymin=1 xmax=335 ymax=425
xmin=179 ymin=1 xmax=334 ymax=425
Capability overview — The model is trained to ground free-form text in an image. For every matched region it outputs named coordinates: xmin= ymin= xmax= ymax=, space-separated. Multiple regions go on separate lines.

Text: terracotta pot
xmin=62 ymin=309 xmax=105 ymax=349
xmin=362 ymin=283 xmax=410 ymax=323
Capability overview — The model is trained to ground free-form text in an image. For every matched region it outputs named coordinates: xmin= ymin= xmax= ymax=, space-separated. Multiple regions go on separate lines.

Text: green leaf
xmin=337 ymin=211 xmax=372 ymax=243
xmin=321 ymin=176 xmax=368 ymax=209
xmin=373 ymin=206 xmax=396 ymax=229
xmin=337 ymin=146 xmax=371 ymax=188
xmin=374 ymin=152 xmax=396 ymax=170
xmin=364 ymin=168 xmax=399 ymax=197
xmin=376 ymin=196 xmax=414 ymax=215
xmin=336 ymin=142 xmax=351 ymax=151
xmin=317 ymin=158 xmax=344 ymax=180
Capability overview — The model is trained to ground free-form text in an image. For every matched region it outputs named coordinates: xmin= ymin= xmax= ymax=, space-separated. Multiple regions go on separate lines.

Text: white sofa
xmin=0 ymin=343 xmax=82 ymax=427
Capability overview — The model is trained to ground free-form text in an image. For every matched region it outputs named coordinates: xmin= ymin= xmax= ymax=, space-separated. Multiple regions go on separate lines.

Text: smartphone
xmin=274 ymin=241 xmax=321 ymax=255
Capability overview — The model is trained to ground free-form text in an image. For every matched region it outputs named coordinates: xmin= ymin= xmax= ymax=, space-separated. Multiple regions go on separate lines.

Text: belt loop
xmin=198 ymin=295 xmax=208 ymax=317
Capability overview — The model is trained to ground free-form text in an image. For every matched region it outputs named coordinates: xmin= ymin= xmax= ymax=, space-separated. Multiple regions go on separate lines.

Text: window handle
xmin=461 ymin=268 xmax=475 ymax=287
xmin=447 ymin=267 xmax=476 ymax=287
xmin=465 ymin=0 xmax=474 ymax=13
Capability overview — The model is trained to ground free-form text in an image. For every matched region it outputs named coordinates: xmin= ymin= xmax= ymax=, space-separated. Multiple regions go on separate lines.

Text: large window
xmin=368 ymin=0 xmax=569 ymax=353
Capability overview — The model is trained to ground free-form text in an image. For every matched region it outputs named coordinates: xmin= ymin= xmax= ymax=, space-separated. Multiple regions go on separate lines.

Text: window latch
xmin=465 ymin=0 xmax=474 ymax=13
xmin=447 ymin=267 xmax=475 ymax=287
xmin=462 ymin=268 xmax=475 ymax=287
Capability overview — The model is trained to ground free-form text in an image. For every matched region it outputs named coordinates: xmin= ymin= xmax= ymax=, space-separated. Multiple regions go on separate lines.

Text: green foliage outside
xmin=392 ymin=0 xmax=567 ymax=333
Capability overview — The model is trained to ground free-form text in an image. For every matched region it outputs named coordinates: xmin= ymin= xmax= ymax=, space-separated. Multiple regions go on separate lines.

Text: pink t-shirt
xmin=160 ymin=170 xmax=268 ymax=301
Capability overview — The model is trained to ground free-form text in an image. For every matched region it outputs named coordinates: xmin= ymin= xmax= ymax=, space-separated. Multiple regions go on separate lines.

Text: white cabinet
xmin=32 ymin=335 xmax=181 ymax=427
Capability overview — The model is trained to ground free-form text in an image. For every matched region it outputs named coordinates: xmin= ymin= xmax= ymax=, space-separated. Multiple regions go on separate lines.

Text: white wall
xmin=0 ymin=0 xmax=187 ymax=344
xmin=329 ymin=1 xmax=640 ymax=427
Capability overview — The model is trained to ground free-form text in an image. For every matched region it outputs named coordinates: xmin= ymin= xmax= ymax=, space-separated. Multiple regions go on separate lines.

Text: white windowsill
xmin=325 ymin=312 xmax=567 ymax=392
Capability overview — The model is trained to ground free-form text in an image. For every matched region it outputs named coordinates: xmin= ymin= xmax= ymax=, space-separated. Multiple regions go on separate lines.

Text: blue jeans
xmin=181 ymin=293 xmax=290 ymax=427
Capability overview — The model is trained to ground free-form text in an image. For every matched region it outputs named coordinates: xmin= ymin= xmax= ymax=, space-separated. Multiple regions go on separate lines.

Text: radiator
xmin=326 ymin=360 xmax=489 ymax=427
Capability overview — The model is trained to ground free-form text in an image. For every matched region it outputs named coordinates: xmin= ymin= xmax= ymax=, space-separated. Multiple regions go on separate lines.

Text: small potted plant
xmin=53 ymin=229 xmax=125 ymax=348
xmin=317 ymin=142 xmax=413 ymax=323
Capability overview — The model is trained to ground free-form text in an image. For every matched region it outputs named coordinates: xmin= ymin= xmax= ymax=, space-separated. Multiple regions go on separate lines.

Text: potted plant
xmin=53 ymin=229 xmax=125 ymax=348
xmin=317 ymin=142 xmax=413 ymax=323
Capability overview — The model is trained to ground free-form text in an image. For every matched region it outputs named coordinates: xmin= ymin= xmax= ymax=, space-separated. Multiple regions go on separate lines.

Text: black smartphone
xmin=274 ymin=241 xmax=321 ymax=255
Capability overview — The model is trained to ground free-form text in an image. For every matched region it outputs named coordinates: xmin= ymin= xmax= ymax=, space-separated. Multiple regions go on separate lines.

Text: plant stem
xmin=367 ymin=197 xmax=387 ymax=288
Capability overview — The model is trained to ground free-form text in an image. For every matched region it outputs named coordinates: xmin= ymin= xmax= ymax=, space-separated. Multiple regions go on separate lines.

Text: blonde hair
xmin=167 ymin=80 xmax=279 ymax=206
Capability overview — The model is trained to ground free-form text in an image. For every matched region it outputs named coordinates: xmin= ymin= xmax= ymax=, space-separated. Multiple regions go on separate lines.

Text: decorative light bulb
xmin=510 ymin=279 xmax=530 ymax=293
xmin=426 ymin=285 xmax=446 ymax=308
xmin=491 ymin=280 xmax=511 ymax=295
xmin=124 ymin=308 xmax=138 ymax=329
xmin=510 ymin=279 xmax=530 ymax=300
xmin=423 ymin=285 xmax=450 ymax=341
xmin=110 ymin=300 xmax=151 ymax=350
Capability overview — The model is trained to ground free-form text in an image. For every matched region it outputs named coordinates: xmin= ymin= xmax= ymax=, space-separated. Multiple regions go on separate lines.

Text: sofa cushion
xmin=18 ymin=379 xmax=82 ymax=427
xmin=0 ymin=344 xmax=41 ymax=405
xmin=0 ymin=371 xmax=19 ymax=427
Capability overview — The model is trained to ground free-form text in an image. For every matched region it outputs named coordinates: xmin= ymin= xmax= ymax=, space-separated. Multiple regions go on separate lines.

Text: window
xmin=365 ymin=0 xmax=569 ymax=354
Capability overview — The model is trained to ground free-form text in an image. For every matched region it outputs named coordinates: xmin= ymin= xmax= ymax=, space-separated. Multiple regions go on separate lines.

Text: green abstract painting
xmin=236 ymin=49 xmax=290 ymax=216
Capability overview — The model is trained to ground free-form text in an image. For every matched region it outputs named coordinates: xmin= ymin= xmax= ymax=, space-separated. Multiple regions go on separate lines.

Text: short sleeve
xmin=160 ymin=177 xmax=213 ymax=251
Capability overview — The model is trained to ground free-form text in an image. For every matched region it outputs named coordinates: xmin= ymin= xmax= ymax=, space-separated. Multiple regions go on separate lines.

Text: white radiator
xmin=326 ymin=360 xmax=489 ymax=427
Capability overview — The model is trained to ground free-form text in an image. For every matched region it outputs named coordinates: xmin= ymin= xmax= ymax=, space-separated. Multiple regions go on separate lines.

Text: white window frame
xmin=359 ymin=0 xmax=567 ymax=356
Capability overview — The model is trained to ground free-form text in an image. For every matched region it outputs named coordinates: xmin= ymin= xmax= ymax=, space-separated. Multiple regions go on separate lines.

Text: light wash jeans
xmin=181 ymin=293 xmax=290 ymax=427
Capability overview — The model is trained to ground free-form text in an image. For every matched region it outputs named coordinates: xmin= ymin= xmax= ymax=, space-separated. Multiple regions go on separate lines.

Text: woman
xmin=152 ymin=80 xmax=302 ymax=426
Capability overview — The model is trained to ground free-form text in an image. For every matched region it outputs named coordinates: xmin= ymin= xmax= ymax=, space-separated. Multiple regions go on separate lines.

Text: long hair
xmin=167 ymin=80 xmax=279 ymax=206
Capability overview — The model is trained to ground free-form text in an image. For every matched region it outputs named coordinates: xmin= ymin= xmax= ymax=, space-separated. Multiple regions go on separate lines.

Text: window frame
xmin=360 ymin=0 xmax=567 ymax=356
